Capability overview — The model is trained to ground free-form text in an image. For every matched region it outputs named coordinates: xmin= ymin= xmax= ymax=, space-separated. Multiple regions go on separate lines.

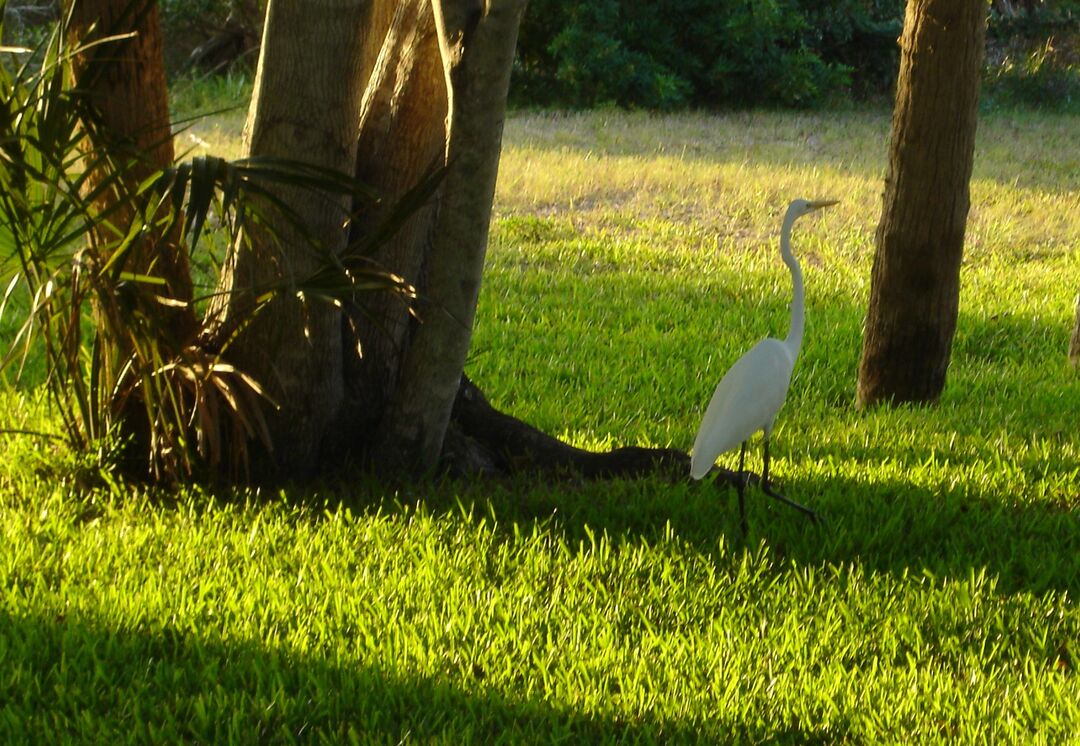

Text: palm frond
xmin=1 ymin=11 xmax=432 ymax=485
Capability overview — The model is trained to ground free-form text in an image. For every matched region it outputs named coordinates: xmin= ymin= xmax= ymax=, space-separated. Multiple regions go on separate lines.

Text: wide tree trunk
xmin=212 ymin=0 xmax=373 ymax=479
xmin=211 ymin=0 xmax=700 ymax=487
xmin=66 ymin=0 xmax=195 ymax=342
xmin=856 ymin=0 xmax=986 ymax=407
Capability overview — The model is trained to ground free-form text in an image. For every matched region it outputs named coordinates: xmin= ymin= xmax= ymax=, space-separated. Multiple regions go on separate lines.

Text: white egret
xmin=690 ymin=198 xmax=837 ymax=534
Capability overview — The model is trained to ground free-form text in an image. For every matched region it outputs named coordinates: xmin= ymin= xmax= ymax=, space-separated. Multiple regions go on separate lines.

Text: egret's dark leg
xmin=760 ymin=436 xmax=819 ymax=523
xmin=737 ymin=441 xmax=749 ymax=537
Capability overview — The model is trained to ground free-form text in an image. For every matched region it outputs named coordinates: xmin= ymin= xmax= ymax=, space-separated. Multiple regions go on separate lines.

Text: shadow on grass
xmin=303 ymin=418 xmax=1078 ymax=618
xmin=764 ymin=470 xmax=1078 ymax=592
xmin=413 ymin=466 xmax=1079 ymax=596
xmin=0 ymin=609 xmax=822 ymax=744
xmin=457 ymin=267 xmax=1080 ymax=596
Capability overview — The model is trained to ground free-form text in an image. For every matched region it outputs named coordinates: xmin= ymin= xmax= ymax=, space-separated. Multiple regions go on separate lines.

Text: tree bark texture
xmin=214 ymin=0 xmax=372 ymax=478
xmin=358 ymin=0 xmax=401 ymax=91
xmin=856 ymin=0 xmax=986 ymax=407
xmin=373 ymin=0 xmax=529 ymax=473
xmin=338 ymin=0 xmax=448 ymax=449
xmin=200 ymin=0 xmax=686 ymax=486
xmin=66 ymin=0 xmax=195 ymax=340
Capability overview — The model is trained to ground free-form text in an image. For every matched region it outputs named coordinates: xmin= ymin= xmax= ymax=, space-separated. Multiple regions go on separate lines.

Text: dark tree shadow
xmin=342 ymin=462 xmax=1079 ymax=598
xmin=0 ymin=609 xmax=830 ymax=744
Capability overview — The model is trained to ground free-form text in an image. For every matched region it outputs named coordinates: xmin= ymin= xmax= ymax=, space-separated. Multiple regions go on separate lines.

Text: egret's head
xmin=788 ymin=198 xmax=839 ymax=220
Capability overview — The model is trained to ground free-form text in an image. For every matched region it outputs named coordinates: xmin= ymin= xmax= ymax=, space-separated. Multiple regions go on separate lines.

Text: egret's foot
xmin=761 ymin=481 xmax=820 ymax=524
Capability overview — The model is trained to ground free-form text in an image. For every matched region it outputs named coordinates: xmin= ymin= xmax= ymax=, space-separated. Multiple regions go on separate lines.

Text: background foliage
xmin=511 ymin=0 xmax=1080 ymax=110
xmin=512 ymin=0 xmax=903 ymax=109
xmin=4 ymin=0 xmax=1078 ymax=110
xmin=157 ymin=0 xmax=1080 ymax=110
xmin=982 ymin=7 xmax=1080 ymax=110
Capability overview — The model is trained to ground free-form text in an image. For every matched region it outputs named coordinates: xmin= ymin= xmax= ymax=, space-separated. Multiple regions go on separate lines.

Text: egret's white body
xmin=690 ymin=338 xmax=795 ymax=479
xmin=690 ymin=198 xmax=836 ymax=527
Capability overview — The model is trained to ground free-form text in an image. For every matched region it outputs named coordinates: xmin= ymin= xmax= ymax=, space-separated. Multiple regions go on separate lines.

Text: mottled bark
xmin=374 ymin=0 xmax=529 ymax=473
xmin=338 ymin=0 xmax=448 ymax=450
xmin=857 ymin=0 xmax=986 ymax=407
xmin=213 ymin=0 xmax=372 ymax=478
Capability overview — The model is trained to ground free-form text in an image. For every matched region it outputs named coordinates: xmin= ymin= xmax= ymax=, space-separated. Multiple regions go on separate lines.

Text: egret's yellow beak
xmin=807 ymin=199 xmax=840 ymax=211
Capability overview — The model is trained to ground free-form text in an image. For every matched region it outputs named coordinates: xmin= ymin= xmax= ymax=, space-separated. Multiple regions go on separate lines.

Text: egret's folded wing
xmin=690 ymin=339 xmax=793 ymax=479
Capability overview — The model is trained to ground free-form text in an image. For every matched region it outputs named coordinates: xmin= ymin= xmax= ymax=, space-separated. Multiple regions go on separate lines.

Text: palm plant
xmin=0 ymin=17 xmax=424 ymax=483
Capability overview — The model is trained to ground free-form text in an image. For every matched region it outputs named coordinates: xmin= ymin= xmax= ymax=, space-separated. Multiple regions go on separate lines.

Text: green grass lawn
xmin=1 ymin=104 xmax=1078 ymax=742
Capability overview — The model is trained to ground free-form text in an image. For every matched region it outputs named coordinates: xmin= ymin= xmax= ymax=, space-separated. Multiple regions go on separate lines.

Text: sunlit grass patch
xmin=169 ymin=73 xmax=250 ymax=160
xmin=3 ymin=106 xmax=1079 ymax=741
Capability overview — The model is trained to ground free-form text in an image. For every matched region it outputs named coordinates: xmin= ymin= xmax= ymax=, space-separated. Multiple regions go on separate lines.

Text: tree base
xmin=444 ymin=374 xmax=745 ymax=489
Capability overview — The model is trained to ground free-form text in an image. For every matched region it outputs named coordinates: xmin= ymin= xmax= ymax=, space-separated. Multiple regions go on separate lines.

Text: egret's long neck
xmin=780 ymin=209 xmax=804 ymax=355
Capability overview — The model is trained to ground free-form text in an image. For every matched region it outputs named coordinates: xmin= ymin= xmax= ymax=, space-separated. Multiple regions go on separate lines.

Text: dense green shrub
xmin=512 ymin=0 xmax=903 ymax=109
xmin=512 ymin=0 xmax=1079 ymax=110
xmin=799 ymin=1 xmax=904 ymax=99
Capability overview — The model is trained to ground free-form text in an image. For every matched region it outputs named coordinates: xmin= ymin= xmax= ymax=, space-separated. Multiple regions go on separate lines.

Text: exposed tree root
xmin=445 ymin=374 xmax=746 ymax=488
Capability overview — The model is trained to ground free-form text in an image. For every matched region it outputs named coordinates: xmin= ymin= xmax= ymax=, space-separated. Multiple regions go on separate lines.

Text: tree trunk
xmin=856 ymin=0 xmax=986 ymax=408
xmin=200 ymin=0 xmax=695 ymax=487
xmin=372 ymin=0 xmax=529 ymax=473
xmin=66 ymin=0 xmax=195 ymax=342
xmin=335 ymin=0 xmax=448 ymax=454
xmin=333 ymin=1 xmax=692 ymax=484
xmin=212 ymin=0 xmax=373 ymax=479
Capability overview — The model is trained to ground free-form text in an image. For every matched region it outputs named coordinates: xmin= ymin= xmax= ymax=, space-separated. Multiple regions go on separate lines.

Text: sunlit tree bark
xmin=66 ymin=0 xmax=195 ymax=340
xmin=372 ymin=0 xmax=529 ymax=472
xmin=857 ymin=0 xmax=986 ymax=407
xmin=212 ymin=0 xmax=373 ymax=478
xmin=338 ymin=0 xmax=448 ymax=452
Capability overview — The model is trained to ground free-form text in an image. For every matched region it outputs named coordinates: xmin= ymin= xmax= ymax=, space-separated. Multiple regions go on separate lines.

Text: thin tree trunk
xmin=213 ymin=0 xmax=372 ymax=479
xmin=373 ymin=0 xmax=528 ymax=473
xmin=66 ymin=0 xmax=195 ymax=341
xmin=856 ymin=0 xmax=986 ymax=407
xmin=336 ymin=0 xmax=448 ymax=453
